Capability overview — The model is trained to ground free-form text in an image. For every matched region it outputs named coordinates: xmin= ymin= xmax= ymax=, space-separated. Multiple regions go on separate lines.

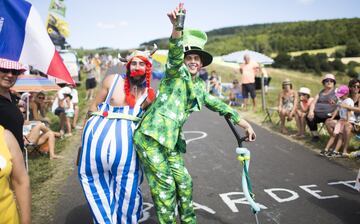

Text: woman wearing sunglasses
xmin=29 ymin=92 xmax=51 ymax=125
xmin=334 ymin=78 xmax=360 ymax=157
xmin=307 ymin=73 xmax=338 ymax=142
xmin=0 ymin=58 xmax=26 ymax=150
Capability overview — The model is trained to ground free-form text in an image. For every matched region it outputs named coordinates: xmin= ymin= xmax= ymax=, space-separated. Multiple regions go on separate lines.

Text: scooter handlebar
xmin=236 ymin=146 xmax=250 ymax=156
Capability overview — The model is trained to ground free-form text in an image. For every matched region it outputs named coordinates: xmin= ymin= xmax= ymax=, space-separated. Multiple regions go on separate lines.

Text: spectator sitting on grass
xmin=23 ymin=121 xmax=63 ymax=160
xmin=229 ymin=79 xmax=242 ymax=106
xmin=294 ymin=87 xmax=313 ymax=137
xmin=321 ymin=85 xmax=355 ymax=157
xmin=19 ymin=104 xmax=63 ymax=159
xmin=306 ymin=74 xmax=337 ymax=142
xmin=209 ymin=71 xmax=223 ymax=98
xmin=29 ymin=92 xmax=50 ymax=124
xmin=336 ymin=79 xmax=360 ymax=155
xmin=278 ymin=79 xmax=298 ymax=134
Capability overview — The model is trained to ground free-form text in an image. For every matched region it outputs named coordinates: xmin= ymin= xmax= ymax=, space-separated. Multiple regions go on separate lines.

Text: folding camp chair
xmin=263 ymin=107 xmax=280 ymax=124
xmin=23 ymin=136 xmax=43 ymax=172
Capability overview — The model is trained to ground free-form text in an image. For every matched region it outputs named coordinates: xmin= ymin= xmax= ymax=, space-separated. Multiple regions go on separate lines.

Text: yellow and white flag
xmin=48 ymin=0 xmax=66 ymax=17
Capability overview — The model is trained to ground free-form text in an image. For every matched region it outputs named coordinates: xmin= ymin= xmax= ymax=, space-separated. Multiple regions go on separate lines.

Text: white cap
xmin=299 ymin=87 xmax=311 ymax=95
xmin=62 ymin=87 xmax=72 ymax=94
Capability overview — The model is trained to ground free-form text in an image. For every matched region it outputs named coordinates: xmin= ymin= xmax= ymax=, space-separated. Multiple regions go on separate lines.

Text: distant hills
xmin=141 ymin=18 xmax=360 ymax=56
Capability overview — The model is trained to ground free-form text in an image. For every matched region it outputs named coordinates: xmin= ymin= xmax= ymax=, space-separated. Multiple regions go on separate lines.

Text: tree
xmin=333 ymin=49 xmax=345 ymax=58
xmin=273 ymin=52 xmax=291 ymax=68
xmin=345 ymin=38 xmax=360 ymax=57
xmin=331 ymin=59 xmax=346 ymax=72
xmin=347 ymin=68 xmax=358 ymax=78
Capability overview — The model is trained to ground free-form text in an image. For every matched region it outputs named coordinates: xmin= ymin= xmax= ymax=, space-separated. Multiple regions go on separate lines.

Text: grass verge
xmin=29 ymin=73 xmax=88 ymax=224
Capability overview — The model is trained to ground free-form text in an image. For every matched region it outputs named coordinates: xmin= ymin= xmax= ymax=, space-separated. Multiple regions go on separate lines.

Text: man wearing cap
xmin=78 ymin=50 xmax=155 ymax=224
xmin=0 ymin=58 xmax=26 ymax=149
xmin=133 ymin=4 xmax=256 ymax=223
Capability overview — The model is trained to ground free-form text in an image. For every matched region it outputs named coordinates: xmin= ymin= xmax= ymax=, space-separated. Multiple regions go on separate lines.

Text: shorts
xmin=242 ymin=83 xmax=256 ymax=99
xmin=85 ymin=77 xmax=97 ymax=90
xmin=54 ymin=107 xmax=65 ymax=116
xmin=66 ymin=111 xmax=74 ymax=118
xmin=334 ymin=120 xmax=346 ymax=135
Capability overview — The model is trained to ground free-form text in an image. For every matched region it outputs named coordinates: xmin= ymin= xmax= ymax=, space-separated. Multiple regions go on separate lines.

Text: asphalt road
xmin=54 ymin=108 xmax=360 ymax=224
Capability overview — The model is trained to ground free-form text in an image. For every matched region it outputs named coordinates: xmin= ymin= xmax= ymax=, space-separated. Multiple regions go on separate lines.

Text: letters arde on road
xmin=139 ymin=179 xmax=356 ymax=221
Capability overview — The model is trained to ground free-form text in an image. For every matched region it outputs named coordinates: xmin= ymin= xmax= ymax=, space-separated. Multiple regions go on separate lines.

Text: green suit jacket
xmin=135 ymin=37 xmax=241 ymax=153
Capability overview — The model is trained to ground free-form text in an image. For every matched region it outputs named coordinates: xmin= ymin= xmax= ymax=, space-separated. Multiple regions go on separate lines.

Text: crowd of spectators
xmin=272 ymin=74 xmax=360 ymax=158
xmin=0 ymin=54 xmax=114 ymax=222
xmin=200 ymin=57 xmax=359 ymax=159
xmin=0 ymin=57 xmax=86 ymax=162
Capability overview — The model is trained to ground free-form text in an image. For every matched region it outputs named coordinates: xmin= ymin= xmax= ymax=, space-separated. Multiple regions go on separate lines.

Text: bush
xmin=335 ymin=71 xmax=346 ymax=77
xmin=345 ymin=39 xmax=360 ymax=57
xmin=331 ymin=59 xmax=346 ymax=72
xmin=347 ymin=68 xmax=358 ymax=78
xmin=348 ymin=61 xmax=360 ymax=69
xmin=290 ymin=56 xmax=307 ymax=71
xmin=334 ymin=49 xmax=345 ymax=58
xmin=273 ymin=52 xmax=291 ymax=68
xmin=320 ymin=61 xmax=333 ymax=72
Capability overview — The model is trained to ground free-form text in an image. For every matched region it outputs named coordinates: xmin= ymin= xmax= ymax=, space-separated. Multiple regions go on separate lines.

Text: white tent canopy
xmin=222 ymin=49 xmax=274 ymax=65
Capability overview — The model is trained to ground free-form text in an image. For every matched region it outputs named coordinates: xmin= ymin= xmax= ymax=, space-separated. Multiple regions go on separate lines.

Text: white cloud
xmin=96 ymin=21 xmax=128 ymax=29
xmin=297 ymin=0 xmax=315 ymax=5
xmin=96 ymin=22 xmax=116 ymax=29
xmin=118 ymin=21 xmax=128 ymax=27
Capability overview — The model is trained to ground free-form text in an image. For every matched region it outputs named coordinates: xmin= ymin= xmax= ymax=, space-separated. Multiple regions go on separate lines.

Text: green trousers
xmin=134 ymin=131 xmax=196 ymax=224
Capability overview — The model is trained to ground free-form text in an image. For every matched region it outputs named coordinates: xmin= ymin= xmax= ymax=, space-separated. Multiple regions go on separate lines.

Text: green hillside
xmin=141 ymin=18 xmax=360 ymax=56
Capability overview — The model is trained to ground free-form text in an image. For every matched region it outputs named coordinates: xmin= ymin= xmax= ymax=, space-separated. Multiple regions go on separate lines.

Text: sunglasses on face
xmin=0 ymin=68 xmax=23 ymax=76
xmin=323 ymin=79 xmax=335 ymax=83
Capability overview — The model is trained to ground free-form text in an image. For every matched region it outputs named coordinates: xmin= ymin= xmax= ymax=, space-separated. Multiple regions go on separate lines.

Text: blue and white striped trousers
xmin=78 ymin=105 xmax=143 ymax=224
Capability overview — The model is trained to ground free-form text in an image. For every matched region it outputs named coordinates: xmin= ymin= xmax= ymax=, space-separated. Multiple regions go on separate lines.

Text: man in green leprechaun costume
xmin=134 ymin=4 xmax=256 ymax=224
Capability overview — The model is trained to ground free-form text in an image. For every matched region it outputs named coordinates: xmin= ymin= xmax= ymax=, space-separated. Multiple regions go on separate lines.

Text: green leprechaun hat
xmin=183 ymin=29 xmax=213 ymax=67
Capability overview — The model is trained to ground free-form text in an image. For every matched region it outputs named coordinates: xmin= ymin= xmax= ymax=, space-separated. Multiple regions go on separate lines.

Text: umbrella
xmin=152 ymin=49 xmax=168 ymax=65
xmin=151 ymin=50 xmax=168 ymax=80
xmin=12 ymin=75 xmax=60 ymax=121
xmin=11 ymin=74 xmax=61 ymax=92
xmin=222 ymin=49 xmax=274 ymax=65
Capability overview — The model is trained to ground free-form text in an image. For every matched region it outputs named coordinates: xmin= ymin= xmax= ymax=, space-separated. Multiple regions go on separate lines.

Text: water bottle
xmin=175 ymin=8 xmax=185 ymax=31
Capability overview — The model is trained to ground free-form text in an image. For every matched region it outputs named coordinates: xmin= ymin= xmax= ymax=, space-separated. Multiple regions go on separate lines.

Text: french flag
xmin=0 ymin=0 xmax=74 ymax=84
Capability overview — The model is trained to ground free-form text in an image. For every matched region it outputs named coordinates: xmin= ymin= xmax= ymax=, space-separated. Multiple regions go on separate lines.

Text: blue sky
xmin=28 ymin=0 xmax=360 ymax=50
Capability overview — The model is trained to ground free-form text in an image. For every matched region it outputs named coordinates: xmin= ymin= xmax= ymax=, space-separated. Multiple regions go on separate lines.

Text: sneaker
xmin=311 ymin=136 xmax=320 ymax=142
xmin=325 ymin=150 xmax=334 ymax=157
xmin=319 ymin=150 xmax=327 ymax=156
xmin=331 ymin=151 xmax=342 ymax=158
